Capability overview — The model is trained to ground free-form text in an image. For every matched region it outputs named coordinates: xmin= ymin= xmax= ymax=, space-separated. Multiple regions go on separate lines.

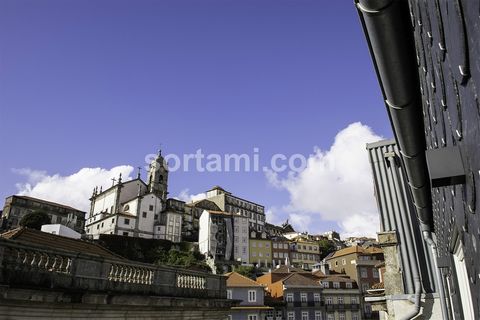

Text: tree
xmin=318 ymin=239 xmax=335 ymax=260
xmin=19 ymin=210 xmax=51 ymax=230
xmin=153 ymin=248 xmax=211 ymax=272
xmin=233 ymin=265 xmax=256 ymax=279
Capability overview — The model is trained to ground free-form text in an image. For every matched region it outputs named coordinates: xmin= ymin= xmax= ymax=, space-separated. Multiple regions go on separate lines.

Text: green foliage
xmin=19 ymin=210 xmax=51 ymax=230
xmin=233 ymin=265 xmax=256 ymax=279
xmin=318 ymin=239 xmax=335 ymax=260
xmin=154 ymin=247 xmax=210 ymax=272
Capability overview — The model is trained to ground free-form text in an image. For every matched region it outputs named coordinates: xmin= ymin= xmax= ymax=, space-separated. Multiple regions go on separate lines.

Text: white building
xmin=41 ymin=224 xmax=81 ymax=239
xmin=85 ymin=151 xmax=182 ymax=242
xmin=205 ymin=186 xmax=265 ymax=232
xmin=199 ymin=210 xmax=249 ymax=263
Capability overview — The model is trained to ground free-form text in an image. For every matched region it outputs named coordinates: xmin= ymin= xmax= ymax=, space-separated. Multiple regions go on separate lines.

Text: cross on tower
xmin=111 ymin=177 xmax=116 ymax=187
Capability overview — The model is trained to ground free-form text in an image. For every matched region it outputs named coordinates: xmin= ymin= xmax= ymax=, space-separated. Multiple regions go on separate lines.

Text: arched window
xmin=159 ymin=175 xmax=163 ymax=182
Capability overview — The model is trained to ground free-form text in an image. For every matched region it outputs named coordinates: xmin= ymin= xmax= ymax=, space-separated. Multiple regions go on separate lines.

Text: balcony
xmin=325 ymin=303 xmax=359 ymax=310
xmin=0 ymin=237 xmax=226 ymax=299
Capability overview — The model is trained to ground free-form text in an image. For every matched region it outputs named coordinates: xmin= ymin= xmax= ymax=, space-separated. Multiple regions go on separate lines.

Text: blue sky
xmin=0 ymin=0 xmax=393 ymax=236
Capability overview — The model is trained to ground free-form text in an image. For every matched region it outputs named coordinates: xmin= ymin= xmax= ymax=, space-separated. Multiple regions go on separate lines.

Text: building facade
xmin=249 ymin=232 xmax=272 ymax=268
xmin=198 ymin=210 xmax=250 ymax=264
xmin=226 ymin=272 xmax=272 ymax=320
xmin=357 ymin=0 xmax=480 ymax=318
xmin=289 ymin=236 xmax=321 ymax=270
xmin=1 ymin=195 xmax=85 ymax=234
xmin=271 ymin=236 xmax=291 ymax=267
xmin=205 ymin=186 xmax=266 ymax=232
xmin=325 ymin=246 xmax=383 ymax=319
xmin=320 ymin=275 xmax=362 ymax=320
xmin=86 ymin=151 xmax=181 ymax=242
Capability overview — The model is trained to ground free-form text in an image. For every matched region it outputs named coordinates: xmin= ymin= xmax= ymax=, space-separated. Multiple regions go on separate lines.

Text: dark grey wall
xmin=409 ymin=0 xmax=480 ymax=318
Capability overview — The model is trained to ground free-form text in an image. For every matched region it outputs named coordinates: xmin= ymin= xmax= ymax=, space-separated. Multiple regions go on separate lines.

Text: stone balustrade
xmin=0 ymin=238 xmax=226 ymax=299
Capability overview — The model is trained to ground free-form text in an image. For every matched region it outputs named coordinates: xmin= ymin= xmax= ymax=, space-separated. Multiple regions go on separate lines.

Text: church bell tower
xmin=147 ymin=150 xmax=169 ymax=201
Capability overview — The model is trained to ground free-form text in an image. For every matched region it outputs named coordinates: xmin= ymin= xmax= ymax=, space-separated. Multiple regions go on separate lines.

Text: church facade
xmin=85 ymin=151 xmax=182 ymax=242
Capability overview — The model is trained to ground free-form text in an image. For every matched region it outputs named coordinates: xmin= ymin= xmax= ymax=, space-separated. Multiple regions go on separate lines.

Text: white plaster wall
xmin=41 ymin=224 xmax=81 ymax=239
xmin=93 ymin=190 xmax=117 ymax=215
xmin=138 ymin=197 xmax=157 ymax=233
xmin=233 ymin=215 xmax=249 ymax=263
xmin=118 ymin=180 xmax=147 ymax=204
xmin=198 ymin=210 xmax=211 ymax=255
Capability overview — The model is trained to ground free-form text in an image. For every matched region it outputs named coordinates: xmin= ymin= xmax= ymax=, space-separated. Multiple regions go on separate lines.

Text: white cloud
xmin=176 ymin=188 xmax=207 ymax=203
xmin=266 ymin=122 xmax=383 ymax=238
xmin=13 ymin=166 xmax=135 ymax=212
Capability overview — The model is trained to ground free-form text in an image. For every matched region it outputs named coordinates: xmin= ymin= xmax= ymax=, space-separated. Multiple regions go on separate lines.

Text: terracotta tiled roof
xmin=282 ymin=273 xmax=322 ymax=287
xmin=322 ymin=275 xmax=356 ymax=283
xmin=10 ymin=195 xmax=85 ymax=213
xmin=225 ymin=272 xmax=263 ymax=287
xmin=311 ymin=270 xmax=326 ymax=278
xmin=271 ymin=265 xmax=308 ymax=274
xmin=325 ymin=245 xmax=383 ymax=260
xmin=1 ymin=227 xmax=125 ymax=260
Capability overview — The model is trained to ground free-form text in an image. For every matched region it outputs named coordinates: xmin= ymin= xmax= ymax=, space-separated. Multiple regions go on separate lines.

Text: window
xmin=122 ymin=232 xmax=128 ymax=236
xmin=226 ymin=290 xmax=232 ymax=299
xmin=364 ymin=304 xmax=371 ymax=313
xmin=124 ymin=218 xmax=130 ymax=225
xmin=252 ymin=242 xmax=256 ymax=247
xmin=322 ymin=281 xmax=329 ymax=288
xmin=327 ymin=314 xmax=334 ymax=320
xmin=373 ymin=268 xmax=379 ymax=278
xmin=346 ymin=282 xmax=353 ymax=289
xmin=333 ymin=282 xmax=340 ymax=289
xmin=315 ymin=311 xmax=322 ymax=320
xmin=338 ymin=297 xmax=343 ymax=305
xmin=335 ymin=260 xmax=338 ymax=267
xmin=301 ymin=311 xmax=308 ymax=320
xmin=142 ymin=212 xmax=147 ymax=218
xmin=342 ymin=258 xmax=346 ymax=265
xmin=286 ymin=293 xmax=294 ymax=302
xmin=351 ymin=296 xmax=358 ymax=304
xmin=362 ymin=283 xmax=369 ymax=292
xmin=314 ymin=293 xmax=320 ymax=302
xmin=453 ymin=239 xmax=475 ymax=319
xmin=248 ymin=290 xmax=256 ymax=302
xmin=360 ymin=267 xmax=368 ymax=278
xmin=111 ymin=218 xmax=115 ymax=224
xmin=287 ymin=312 xmax=295 ymax=320
xmin=273 ymin=243 xmax=278 ymax=249
xmin=326 ymin=297 xmax=333 ymax=305
xmin=248 ymin=315 xmax=258 ymax=320
xmin=352 ymin=313 xmax=359 ymax=320
xmin=300 ymin=292 xmax=307 ymax=302
xmin=338 ymin=312 xmax=345 ymax=320
xmin=149 ymin=205 xmax=153 ymax=211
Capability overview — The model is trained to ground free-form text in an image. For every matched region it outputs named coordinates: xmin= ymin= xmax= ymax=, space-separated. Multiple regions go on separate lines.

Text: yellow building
xmin=290 ymin=236 xmax=320 ymax=269
xmin=249 ymin=232 xmax=272 ymax=267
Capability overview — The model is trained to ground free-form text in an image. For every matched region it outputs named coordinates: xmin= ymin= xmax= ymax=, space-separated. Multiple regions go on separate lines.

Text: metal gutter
xmin=356 ymin=1 xmax=448 ymax=319
xmin=355 ymin=0 xmax=427 ymax=319
xmin=355 ymin=0 xmax=432 ymax=230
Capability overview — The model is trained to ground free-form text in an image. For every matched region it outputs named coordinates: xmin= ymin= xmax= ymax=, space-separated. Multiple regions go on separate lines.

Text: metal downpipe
xmin=423 ymin=229 xmax=448 ymax=320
